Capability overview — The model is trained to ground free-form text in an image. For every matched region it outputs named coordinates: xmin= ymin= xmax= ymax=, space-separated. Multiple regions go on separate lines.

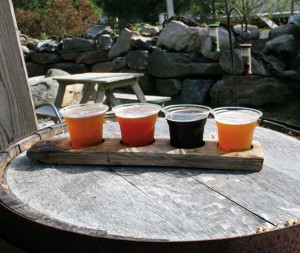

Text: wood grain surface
xmin=27 ymin=138 xmax=264 ymax=171
xmin=2 ymin=118 xmax=299 ymax=243
xmin=0 ymin=0 xmax=37 ymax=149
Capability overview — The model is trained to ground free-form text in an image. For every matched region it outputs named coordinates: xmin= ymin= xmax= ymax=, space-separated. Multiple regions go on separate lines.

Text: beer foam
xmin=60 ymin=104 xmax=108 ymax=118
xmin=113 ymin=104 xmax=160 ymax=118
xmin=215 ymin=111 xmax=258 ymax=124
xmin=166 ymin=108 xmax=208 ymax=122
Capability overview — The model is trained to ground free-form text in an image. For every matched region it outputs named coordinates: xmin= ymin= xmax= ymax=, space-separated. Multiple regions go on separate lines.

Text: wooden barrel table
xmin=0 ymin=118 xmax=299 ymax=253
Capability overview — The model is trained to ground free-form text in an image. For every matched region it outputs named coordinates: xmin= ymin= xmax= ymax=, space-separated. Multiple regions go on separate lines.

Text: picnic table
xmin=36 ymin=72 xmax=171 ymax=120
xmin=0 ymin=118 xmax=299 ymax=253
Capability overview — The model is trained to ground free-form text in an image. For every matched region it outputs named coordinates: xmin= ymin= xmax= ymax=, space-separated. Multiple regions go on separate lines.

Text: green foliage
xmin=14 ymin=0 xmax=99 ymax=37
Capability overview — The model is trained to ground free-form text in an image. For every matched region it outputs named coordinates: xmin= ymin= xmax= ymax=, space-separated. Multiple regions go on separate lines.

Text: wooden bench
xmin=113 ymin=92 xmax=171 ymax=104
xmin=35 ymin=93 xmax=171 ymax=121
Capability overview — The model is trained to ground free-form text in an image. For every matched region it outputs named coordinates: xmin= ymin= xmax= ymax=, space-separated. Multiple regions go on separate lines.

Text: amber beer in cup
xmin=112 ymin=103 xmax=161 ymax=147
xmin=212 ymin=107 xmax=263 ymax=151
xmin=59 ymin=103 xmax=109 ymax=148
xmin=163 ymin=104 xmax=212 ymax=149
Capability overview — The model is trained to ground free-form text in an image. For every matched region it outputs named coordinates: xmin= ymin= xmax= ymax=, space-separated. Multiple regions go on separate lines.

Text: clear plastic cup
xmin=212 ymin=107 xmax=263 ymax=151
xmin=59 ymin=103 xmax=109 ymax=148
xmin=162 ymin=104 xmax=212 ymax=148
xmin=112 ymin=103 xmax=161 ymax=147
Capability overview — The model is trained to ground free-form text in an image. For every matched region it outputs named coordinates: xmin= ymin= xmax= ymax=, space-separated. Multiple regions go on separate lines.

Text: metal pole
xmin=224 ymin=0 xmax=240 ymax=106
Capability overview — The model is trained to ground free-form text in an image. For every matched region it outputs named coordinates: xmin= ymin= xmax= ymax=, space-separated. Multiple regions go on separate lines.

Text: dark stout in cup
xmin=163 ymin=105 xmax=211 ymax=149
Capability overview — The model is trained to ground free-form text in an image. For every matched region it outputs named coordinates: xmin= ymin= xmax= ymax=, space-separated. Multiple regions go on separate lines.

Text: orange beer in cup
xmin=59 ymin=103 xmax=109 ymax=148
xmin=212 ymin=107 xmax=263 ymax=151
xmin=112 ymin=103 xmax=161 ymax=147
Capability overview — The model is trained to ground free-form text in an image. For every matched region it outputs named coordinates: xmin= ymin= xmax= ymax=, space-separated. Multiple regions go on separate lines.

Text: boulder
xmin=130 ymin=36 xmax=157 ymax=50
xmin=31 ymin=52 xmax=60 ymax=65
xmin=91 ymin=62 xmax=112 ymax=72
xmin=63 ymin=38 xmax=96 ymax=51
xmin=36 ymin=39 xmax=62 ymax=52
xmin=157 ymin=20 xmax=207 ymax=52
xmin=269 ymin=24 xmax=300 ymax=49
xmin=233 ymin=24 xmax=260 ymax=41
xmin=219 ymin=49 xmax=270 ymax=76
xmin=86 ymin=25 xmax=113 ymax=38
xmin=75 ymin=50 xmax=109 ymax=65
xmin=201 ymin=27 xmax=237 ymax=61
xmin=181 ymin=79 xmax=215 ymax=104
xmin=138 ymin=72 xmax=156 ymax=94
xmin=49 ymin=63 xmax=88 ymax=74
xmin=96 ymin=34 xmax=114 ymax=50
xmin=148 ymin=48 xmax=224 ymax=78
xmin=110 ymin=57 xmax=127 ymax=72
xmin=125 ymin=50 xmax=150 ymax=70
xmin=60 ymin=52 xmax=80 ymax=61
xmin=45 ymin=68 xmax=71 ymax=78
xmin=140 ymin=24 xmax=160 ymax=34
xmin=26 ymin=62 xmax=46 ymax=77
xmin=29 ymin=76 xmax=83 ymax=107
xmin=210 ymin=75 xmax=292 ymax=106
xmin=263 ymin=34 xmax=297 ymax=62
xmin=108 ymin=28 xmax=133 ymax=60
xmin=155 ymin=79 xmax=182 ymax=97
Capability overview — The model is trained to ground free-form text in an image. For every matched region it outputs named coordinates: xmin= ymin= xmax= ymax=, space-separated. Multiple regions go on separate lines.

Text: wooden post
xmin=166 ymin=0 xmax=175 ymax=18
xmin=0 ymin=0 xmax=37 ymax=150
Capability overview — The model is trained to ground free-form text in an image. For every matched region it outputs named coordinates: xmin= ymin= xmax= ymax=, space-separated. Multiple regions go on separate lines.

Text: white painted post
xmin=166 ymin=0 xmax=175 ymax=18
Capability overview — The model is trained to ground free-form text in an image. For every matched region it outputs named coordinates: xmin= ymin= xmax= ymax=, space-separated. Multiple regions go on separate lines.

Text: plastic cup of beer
xmin=59 ymin=103 xmax=109 ymax=148
xmin=212 ymin=107 xmax=263 ymax=151
xmin=112 ymin=103 xmax=161 ymax=147
xmin=162 ymin=104 xmax=212 ymax=149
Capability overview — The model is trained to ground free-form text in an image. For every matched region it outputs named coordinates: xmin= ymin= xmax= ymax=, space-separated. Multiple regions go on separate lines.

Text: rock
xmin=210 ymin=75 xmax=292 ymax=106
xmin=26 ymin=62 xmax=46 ymax=77
xmin=75 ymin=50 xmax=109 ymax=65
xmin=219 ymin=49 xmax=269 ymax=76
xmin=130 ymin=36 xmax=157 ymax=50
xmin=49 ymin=63 xmax=88 ymax=74
xmin=63 ymin=38 xmax=96 ymax=51
xmin=91 ymin=62 xmax=112 ymax=72
xmin=155 ymin=79 xmax=182 ymax=97
xmin=181 ymin=79 xmax=215 ymax=104
xmin=36 ymin=39 xmax=62 ymax=52
xmin=269 ymin=24 xmax=300 ymax=48
xmin=110 ymin=57 xmax=127 ymax=72
xmin=288 ymin=50 xmax=300 ymax=71
xmin=148 ymin=48 xmax=224 ymax=78
xmin=22 ymin=46 xmax=30 ymax=54
xmin=29 ymin=76 xmax=59 ymax=105
xmin=29 ymin=76 xmax=83 ymax=107
xmin=201 ymin=27 xmax=237 ymax=61
xmin=45 ymin=68 xmax=71 ymax=77
xmin=108 ymin=28 xmax=133 ymax=60
xmin=140 ymin=24 xmax=160 ymax=34
xmin=31 ymin=52 xmax=60 ymax=65
xmin=125 ymin=50 xmax=150 ymax=70
xmin=157 ymin=20 xmax=207 ymax=52
xmin=86 ymin=25 xmax=113 ymax=38
xmin=288 ymin=14 xmax=300 ymax=27
xmin=96 ymin=34 xmax=114 ymax=50
xmin=138 ymin=72 xmax=156 ymax=94
xmin=60 ymin=52 xmax=80 ymax=61
xmin=263 ymin=34 xmax=297 ymax=60
xmin=233 ymin=24 xmax=260 ymax=40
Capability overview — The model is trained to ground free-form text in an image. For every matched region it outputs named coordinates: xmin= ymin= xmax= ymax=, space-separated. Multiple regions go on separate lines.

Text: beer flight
xmin=59 ymin=103 xmax=263 ymax=151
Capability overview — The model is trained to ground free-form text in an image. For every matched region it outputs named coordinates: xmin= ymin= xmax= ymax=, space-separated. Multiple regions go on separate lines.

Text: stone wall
xmin=24 ymin=21 xmax=300 ymax=107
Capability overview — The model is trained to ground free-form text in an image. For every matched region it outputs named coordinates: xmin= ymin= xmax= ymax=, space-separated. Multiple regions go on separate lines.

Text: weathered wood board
xmin=0 ymin=0 xmax=37 ymax=149
xmin=27 ymin=137 xmax=264 ymax=171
